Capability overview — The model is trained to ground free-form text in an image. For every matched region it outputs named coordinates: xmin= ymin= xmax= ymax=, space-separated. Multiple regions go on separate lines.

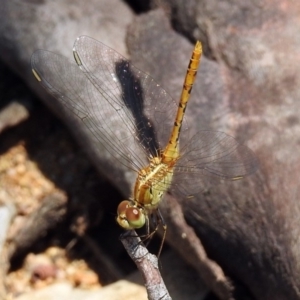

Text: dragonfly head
xmin=116 ymin=200 xmax=146 ymax=230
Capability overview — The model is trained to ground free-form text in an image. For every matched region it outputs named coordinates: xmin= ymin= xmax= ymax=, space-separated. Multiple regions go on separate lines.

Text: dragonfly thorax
xmin=116 ymin=155 xmax=177 ymax=230
xmin=134 ymin=156 xmax=176 ymax=208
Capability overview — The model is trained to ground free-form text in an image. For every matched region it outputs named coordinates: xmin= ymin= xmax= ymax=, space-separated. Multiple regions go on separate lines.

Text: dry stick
xmin=8 ymin=192 xmax=67 ymax=260
xmin=121 ymin=230 xmax=172 ymax=300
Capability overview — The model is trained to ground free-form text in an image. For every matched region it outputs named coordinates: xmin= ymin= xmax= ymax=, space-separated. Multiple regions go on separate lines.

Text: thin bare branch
xmin=120 ymin=230 xmax=172 ymax=300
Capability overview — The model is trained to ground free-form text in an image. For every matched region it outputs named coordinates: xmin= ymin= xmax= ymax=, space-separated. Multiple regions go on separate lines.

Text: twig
xmin=8 ymin=192 xmax=67 ymax=260
xmin=120 ymin=230 xmax=172 ymax=300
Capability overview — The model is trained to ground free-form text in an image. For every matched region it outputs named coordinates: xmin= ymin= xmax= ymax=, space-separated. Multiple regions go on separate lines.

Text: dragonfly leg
xmin=157 ymin=208 xmax=167 ymax=259
xmin=141 ymin=209 xmax=167 ymax=259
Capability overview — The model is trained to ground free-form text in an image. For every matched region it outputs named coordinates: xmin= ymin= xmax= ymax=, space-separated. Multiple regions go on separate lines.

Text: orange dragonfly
xmin=31 ymin=36 xmax=258 ymax=254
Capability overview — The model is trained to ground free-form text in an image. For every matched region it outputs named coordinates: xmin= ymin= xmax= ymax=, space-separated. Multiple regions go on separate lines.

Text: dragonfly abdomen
xmin=162 ymin=41 xmax=202 ymax=162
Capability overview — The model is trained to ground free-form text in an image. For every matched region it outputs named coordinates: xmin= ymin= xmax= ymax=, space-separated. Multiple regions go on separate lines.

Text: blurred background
xmin=0 ymin=1 xmax=300 ymax=299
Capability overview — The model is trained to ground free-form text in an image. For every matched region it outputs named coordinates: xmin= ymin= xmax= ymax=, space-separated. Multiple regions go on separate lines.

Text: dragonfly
xmin=31 ymin=36 xmax=258 ymax=255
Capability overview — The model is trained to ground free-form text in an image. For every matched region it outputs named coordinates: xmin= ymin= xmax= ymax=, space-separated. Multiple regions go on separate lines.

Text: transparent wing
xmin=172 ymin=131 xmax=258 ymax=196
xmin=31 ymin=36 xmax=181 ymax=172
xmin=73 ymin=36 xmax=183 ymax=162
xmin=31 ymin=36 xmax=257 ymax=200
xmin=31 ymin=50 xmax=147 ymax=171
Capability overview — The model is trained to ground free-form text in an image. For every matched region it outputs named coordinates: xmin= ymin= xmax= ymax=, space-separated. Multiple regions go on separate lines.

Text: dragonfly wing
xmin=73 ymin=36 xmax=183 ymax=158
xmin=172 ymin=131 xmax=258 ymax=196
xmin=31 ymin=49 xmax=149 ymax=171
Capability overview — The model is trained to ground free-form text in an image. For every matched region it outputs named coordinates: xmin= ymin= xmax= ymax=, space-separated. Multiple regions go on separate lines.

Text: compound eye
xmin=117 ymin=200 xmax=130 ymax=217
xmin=116 ymin=201 xmax=132 ymax=230
xmin=116 ymin=201 xmax=146 ymax=229
xmin=126 ymin=207 xmax=145 ymax=229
